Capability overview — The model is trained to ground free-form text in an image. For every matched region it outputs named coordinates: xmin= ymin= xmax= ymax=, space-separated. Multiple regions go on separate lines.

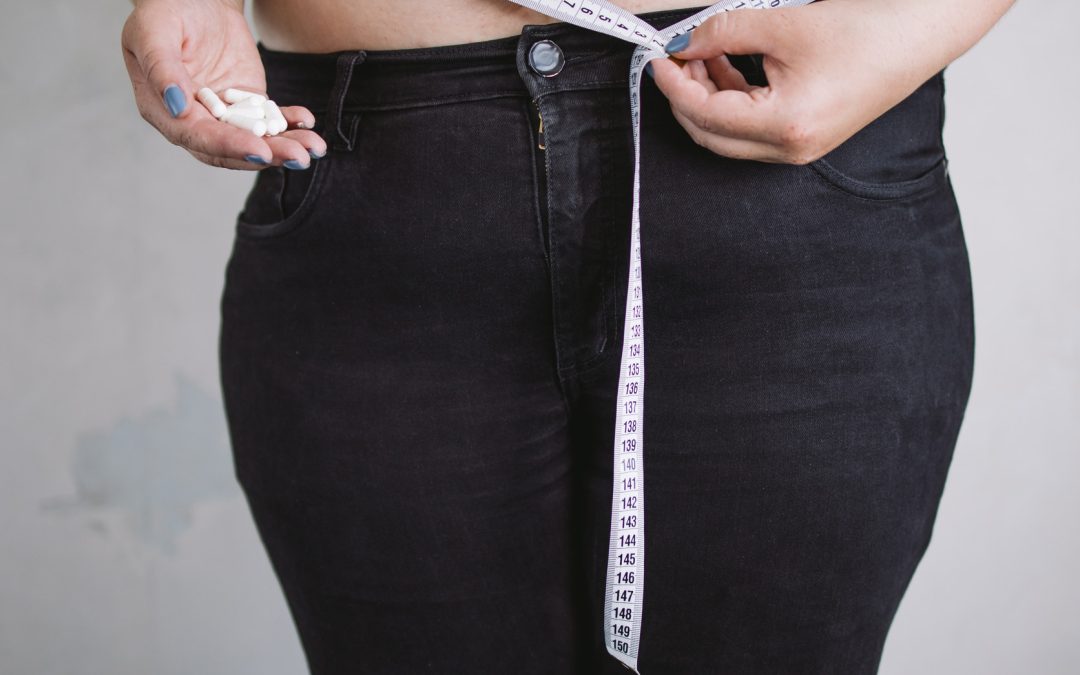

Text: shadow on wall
xmin=40 ymin=373 xmax=240 ymax=555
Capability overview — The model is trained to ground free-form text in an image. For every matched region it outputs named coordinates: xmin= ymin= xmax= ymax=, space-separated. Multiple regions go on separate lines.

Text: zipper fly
xmin=535 ymin=101 xmax=545 ymax=151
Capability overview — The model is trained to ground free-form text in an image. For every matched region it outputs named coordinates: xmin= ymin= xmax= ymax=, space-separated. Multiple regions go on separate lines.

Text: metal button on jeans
xmin=528 ymin=40 xmax=565 ymax=77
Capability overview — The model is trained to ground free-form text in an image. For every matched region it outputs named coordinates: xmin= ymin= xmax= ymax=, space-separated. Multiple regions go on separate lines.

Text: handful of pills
xmin=196 ymin=87 xmax=289 ymax=137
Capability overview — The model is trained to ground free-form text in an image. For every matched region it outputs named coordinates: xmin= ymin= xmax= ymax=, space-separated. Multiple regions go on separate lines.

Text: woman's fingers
xmin=165 ymin=105 xmax=274 ymax=163
xmin=684 ymin=60 xmax=720 ymax=94
xmin=276 ymin=107 xmax=328 ymax=158
xmin=650 ymin=0 xmax=972 ymax=164
xmin=665 ymin=7 xmax=789 ymax=60
xmin=189 ymin=149 xmax=272 ymax=171
xmin=265 ymin=136 xmax=315 ymax=169
xmin=276 ymin=126 xmax=328 ymax=158
xmin=279 ymin=105 xmax=317 ymax=131
xmin=668 ymin=106 xmax=782 ymax=162
xmin=651 ymin=57 xmax=778 ymax=144
xmin=703 ymin=54 xmax=753 ymax=92
xmin=651 ymin=5 xmax=812 ymax=162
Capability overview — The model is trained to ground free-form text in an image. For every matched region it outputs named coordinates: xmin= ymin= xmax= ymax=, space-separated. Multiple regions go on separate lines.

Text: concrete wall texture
xmin=1 ymin=1 xmax=1076 ymax=673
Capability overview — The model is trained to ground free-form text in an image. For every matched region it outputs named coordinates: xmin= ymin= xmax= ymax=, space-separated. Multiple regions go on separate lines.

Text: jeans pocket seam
xmin=807 ymin=154 xmax=949 ymax=202
xmin=234 ymin=153 xmax=335 ymax=242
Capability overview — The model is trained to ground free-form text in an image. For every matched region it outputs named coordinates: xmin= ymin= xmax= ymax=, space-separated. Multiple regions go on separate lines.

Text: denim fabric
xmin=218 ymin=6 xmax=975 ymax=674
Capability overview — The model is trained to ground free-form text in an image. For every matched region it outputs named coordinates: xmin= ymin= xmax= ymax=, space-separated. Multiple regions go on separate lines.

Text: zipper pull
xmin=535 ymin=102 xmax=545 ymax=151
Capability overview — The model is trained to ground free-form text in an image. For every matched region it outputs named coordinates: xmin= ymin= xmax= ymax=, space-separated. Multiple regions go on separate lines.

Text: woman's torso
xmin=253 ymin=0 xmax=706 ymax=52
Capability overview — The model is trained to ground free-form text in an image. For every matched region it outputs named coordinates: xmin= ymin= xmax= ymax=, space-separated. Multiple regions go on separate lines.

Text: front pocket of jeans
xmin=804 ymin=70 xmax=950 ymax=201
xmin=234 ymin=150 xmax=334 ymax=240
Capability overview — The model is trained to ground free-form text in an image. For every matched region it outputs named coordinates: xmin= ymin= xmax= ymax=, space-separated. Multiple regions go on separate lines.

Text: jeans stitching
xmin=344 ymin=91 xmax=528 ymax=113
xmin=806 ymin=156 xmax=949 ymax=202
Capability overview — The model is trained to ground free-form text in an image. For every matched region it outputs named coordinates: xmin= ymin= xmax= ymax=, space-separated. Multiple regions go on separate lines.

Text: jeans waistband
xmin=259 ymin=5 xmax=711 ymax=114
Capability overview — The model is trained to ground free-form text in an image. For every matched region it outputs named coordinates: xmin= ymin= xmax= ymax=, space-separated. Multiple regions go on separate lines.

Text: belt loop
xmin=324 ymin=51 xmax=367 ymax=152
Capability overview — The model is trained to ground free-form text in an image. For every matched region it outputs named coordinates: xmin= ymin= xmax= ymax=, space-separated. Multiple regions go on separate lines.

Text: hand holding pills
xmin=121 ymin=0 xmax=327 ymax=170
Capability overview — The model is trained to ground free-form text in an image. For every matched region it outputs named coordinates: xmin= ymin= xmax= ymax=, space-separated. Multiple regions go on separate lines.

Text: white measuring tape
xmin=506 ymin=0 xmax=812 ymax=671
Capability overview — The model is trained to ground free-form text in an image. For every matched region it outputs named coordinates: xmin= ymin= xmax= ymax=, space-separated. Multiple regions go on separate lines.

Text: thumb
xmin=665 ymin=8 xmax=781 ymax=60
xmin=122 ymin=9 xmax=198 ymax=119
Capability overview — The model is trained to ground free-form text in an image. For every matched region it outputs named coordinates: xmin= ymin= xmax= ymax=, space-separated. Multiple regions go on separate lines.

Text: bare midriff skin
xmin=253 ymin=0 xmax=705 ymax=53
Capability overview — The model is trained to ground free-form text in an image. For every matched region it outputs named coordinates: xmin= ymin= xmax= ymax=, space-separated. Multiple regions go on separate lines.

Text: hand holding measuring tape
xmin=650 ymin=0 xmax=961 ymax=164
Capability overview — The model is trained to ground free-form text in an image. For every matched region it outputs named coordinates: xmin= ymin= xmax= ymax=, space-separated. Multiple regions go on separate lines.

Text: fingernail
xmin=644 ymin=62 xmax=655 ymax=78
xmin=308 ymin=148 xmax=326 ymax=159
xmin=163 ymin=84 xmax=186 ymax=118
xmin=283 ymin=159 xmax=310 ymax=170
xmin=245 ymin=155 xmax=269 ymax=165
xmin=665 ymin=33 xmax=690 ymax=54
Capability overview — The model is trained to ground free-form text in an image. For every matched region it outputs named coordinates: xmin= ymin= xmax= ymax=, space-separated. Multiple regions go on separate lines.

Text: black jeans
xmin=219 ymin=6 xmax=975 ymax=674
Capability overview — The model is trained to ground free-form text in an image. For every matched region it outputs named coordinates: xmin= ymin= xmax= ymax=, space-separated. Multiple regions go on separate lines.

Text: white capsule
xmin=225 ymin=102 xmax=266 ymax=119
xmin=222 ymin=113 xmax=268 ymax=137
xmin=263 ymin=100 xmax=288 ymax=136
xmin=223 ymin=88 xmax=267 ymax=105
xmin=196 ymin=87 xmax=227 ymax=118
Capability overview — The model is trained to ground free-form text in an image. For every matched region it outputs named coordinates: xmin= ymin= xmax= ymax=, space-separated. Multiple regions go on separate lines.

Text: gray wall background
xmin=1 ymin=1 xmax=1076 ymax=673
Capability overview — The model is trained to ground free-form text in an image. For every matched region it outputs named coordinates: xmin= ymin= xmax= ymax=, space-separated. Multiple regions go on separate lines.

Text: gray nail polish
xmin=644 ymin=62 xmax=655 ymax=78
xmin=245 ymin=155 xmax=268 ymax=165
xmin=309 ymin=148 xmax=326 ymax=159
xmin=284 ymin=159 xmax=310 ymax=170
xmin=163 ymin=85 xmax=186 ymax=118
xmin=665 ymin=33 xmax=690 ymax=54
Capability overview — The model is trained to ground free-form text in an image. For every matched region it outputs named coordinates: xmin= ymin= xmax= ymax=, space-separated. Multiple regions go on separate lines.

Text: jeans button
xmin=528 ymin=40 xmax=565 ymax=77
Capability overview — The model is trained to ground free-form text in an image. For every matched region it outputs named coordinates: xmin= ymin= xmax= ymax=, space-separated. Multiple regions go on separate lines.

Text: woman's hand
xmin=648 ymin=0 xmax=1015 ymax=164
xmin=121 ymin=0 xmax=327 ymax=170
